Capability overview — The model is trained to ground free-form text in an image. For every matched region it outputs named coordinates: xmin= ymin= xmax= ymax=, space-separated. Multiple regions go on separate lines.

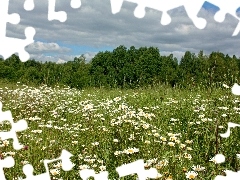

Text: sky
xmin=5 ymin=0 xmax=240 ymax=63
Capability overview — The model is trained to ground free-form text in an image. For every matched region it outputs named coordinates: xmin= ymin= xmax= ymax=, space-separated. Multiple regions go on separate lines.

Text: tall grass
xmin=0 ymin=82 xmax=239 ymax=179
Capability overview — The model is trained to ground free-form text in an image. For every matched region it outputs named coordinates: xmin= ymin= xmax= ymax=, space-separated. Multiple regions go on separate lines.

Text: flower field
xmin=1 ymin=83 xmax=240 ymax=179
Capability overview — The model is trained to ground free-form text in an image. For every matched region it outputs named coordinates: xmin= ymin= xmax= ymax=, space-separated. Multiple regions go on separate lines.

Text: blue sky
xmin=5 ymin=0 xmax=240 ymax=63
xmin=203 ymin=1 xmax=219 ymax=11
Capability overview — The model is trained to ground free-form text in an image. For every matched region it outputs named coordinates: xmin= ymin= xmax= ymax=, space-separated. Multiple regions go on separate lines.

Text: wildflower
xmin=180 ymin=144 xmax=186 ymax=149
xmin=113 ymin=97 xmax=121 ymax=102
xmin=97 ymin=159 xmax=104 ymax=164
xmin=124 ymin=147 xmax=139 ymax=154
xmin=155 ymin=163 xmax=162 ymax=169
xmin=192 ymin=165 xmax=205 ymax=171
xmin=72 ymin=141 xmax=78 ymax=145
xmin=160 ymin=136 xmax=167 ymax=142
xmin=99 ymin=165 xmax=106 ymax=171
xmin=50 ymin=169 xmax=60 ymax=176
xmin=223 ymin=84 xmax=230 ymax=88
xmin=169 ymin=136 xmax=177 ymax=141
xmin=144 ymin=113 xmax=152 ymax=119
xmin=46 ymin=124 xmax=52 ymax=128
xmin=198 ymin=114 xmax=205 ymax=118
xmin=185 ymin=171 xmax=198 ymax=179
xmin=184 ymin=153 xmax=192 ymax=160
xmin=222 ymin=114 xmax=227 ymax=117
xmin=79 ymin=164 xmax=90 ymax=170
xmin=50 ymin=140 xmax=55 ymax=144
xmin=145 ymin=140 xmax=151 ymax=144
xmin=118 ymin=104 xmax=128 ymax=110
xmin=7 ymin=151 xmax=15 ymax=156
xmin=128 ymin=134 xmax=135 ymax=140
xmin=88 ymin=159 xmax=96 ymax=164
xmin=185 ymin=140 xmax=193 ymax=144
xmin=153 ymin=133 xmax=160 ymax=137
xmin=31 ymin=129 xmax=42 ymax=133
xmin=2 ymin=140 xmax=9 ymax=147
xmin=159 ymin=159 xmax=168 ymax=166
xmin=175 ymin=155 xmax=182 ymax=160
xmin=91 ymin=142 xmax=99 ymax=146
xmin=170 ymin=118 xmax=178 ymax=122
xmin=142 ymin=124 xmax=150 ymax=129
xmin=82 ymin=103 xmax=94 ymax=111
xmin=218 ymin=107 xmax=228 ymax=110
xmin=113 ymin=139 xmax=119 ymax=143
xmin=54 ymin=162 xmax=62 ymax=168
xmin=21 ymin=161 xmax=29 ymax=165
xmin=168 ymin=142 xmax=175 ymax=147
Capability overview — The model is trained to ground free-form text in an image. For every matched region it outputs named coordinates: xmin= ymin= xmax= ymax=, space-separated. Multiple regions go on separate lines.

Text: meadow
xmin=1 ymin=82 xmax=240 ymax=179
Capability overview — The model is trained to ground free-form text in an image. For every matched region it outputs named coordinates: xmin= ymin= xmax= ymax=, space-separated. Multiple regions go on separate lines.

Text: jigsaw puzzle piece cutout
xmin=48 ymin=0 xmax=67 ymax=22
xmin=24 ymin=0 xmax=35 ymax=11
xmin=48 ymin=0 xmax=82 ymax=22
xmin=43 ymin=149 xmax=74 ymax=172
xmin=207 ymin=0 xmax=240 ymax=36
xmin=232 ymin=83 xmax=240 ymax=95
xmin=215 ymin=170 xmax=240 ymax=180
xmin=133 ymin=0 xmax=187 ymax=25
xmin=110 ymin=0 xmax=186 ymax=25
xmin=20 ymin=149 xmax=74 ymax=180
xmin=0 ymin=27 xmax=35 ymax=62
xmin=110 ymin=0 xmax=124 ymax=14
xmin=116 ymin=159 xmax=158 ymax=180
xmin=21 ymin=164 xmax=51 ymax=180
xmin=0 ymin=156 xmax=15 ymax=180
xmin=183 ymin=0 xmax=207 ymax=29
xmin=219 ymin=122 xmax=240 ymax=138
xmin=0 ymin=118 xmax=28 ymax=150
xmin=0 ymin=0 xmax=35 ymax=61
xmin=71 ymin=0 xmax=81 ymax=9
xmin=233 ymin=21 xmax=240 ymax=36
xmin=59 ymin=149 xmax=75 ymax=171
xmin=0 ymin=102 xmax=28 ymax=150
xmin=207 ymin=0 xmax=240 ymax=22
xmin=0 ymin=0 xmax=20 ymax=38
xmin=110 ymin=0 xmax=207 ymax=27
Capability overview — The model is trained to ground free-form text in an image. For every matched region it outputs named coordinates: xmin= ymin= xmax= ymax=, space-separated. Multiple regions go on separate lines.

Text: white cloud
xmin=26 ymin=41 xmax=70 ymax=54
xmin=83 ymin=52 xmax=98 ymax=62
xmin=56 ymin=58 xmax=67 ymax=64
xmin=174 ymin=24 xmax=195 ymax=35
xmin=29 ymin=52 xmax=96 ymax=63
xmin=5 ymin=0 xmax=240 ymax=62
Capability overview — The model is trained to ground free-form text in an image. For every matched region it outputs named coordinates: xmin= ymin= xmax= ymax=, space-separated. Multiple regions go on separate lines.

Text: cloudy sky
xmin=5 ymin=0 xmax=240 ymax=63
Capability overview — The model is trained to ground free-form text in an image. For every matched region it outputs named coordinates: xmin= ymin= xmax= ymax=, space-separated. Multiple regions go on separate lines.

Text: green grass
xmin=0 ymin=82 xmax=239 ymax=179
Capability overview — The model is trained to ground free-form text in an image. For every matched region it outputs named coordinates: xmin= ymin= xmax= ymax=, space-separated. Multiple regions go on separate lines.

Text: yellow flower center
xmin=189 ymin=174 xmax=195 ymax=179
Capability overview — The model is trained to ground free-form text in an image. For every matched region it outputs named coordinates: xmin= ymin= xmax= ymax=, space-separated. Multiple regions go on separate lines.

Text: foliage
xmin=1 ymin=47 xmax=240 ymax=89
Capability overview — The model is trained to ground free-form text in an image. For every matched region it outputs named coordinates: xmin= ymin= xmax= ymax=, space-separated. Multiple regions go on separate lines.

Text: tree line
xmin=0 ymin=45 xmax=239 ymax=89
